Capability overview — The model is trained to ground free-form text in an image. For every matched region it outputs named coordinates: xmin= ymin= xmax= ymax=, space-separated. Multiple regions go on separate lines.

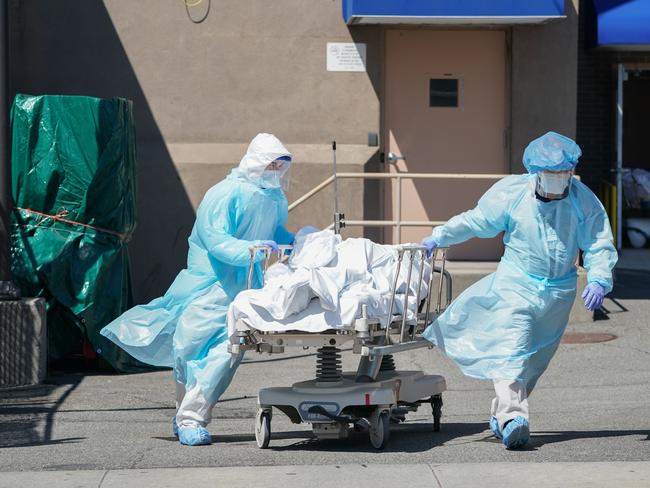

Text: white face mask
xmin=537 ymin=171 xmax=572 ymax=198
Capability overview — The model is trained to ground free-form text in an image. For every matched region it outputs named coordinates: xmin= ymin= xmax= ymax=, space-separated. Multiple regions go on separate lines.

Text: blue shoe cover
xmin=489 ymin=416 xmax=502 ymax=439
xmin=502 ymin=416 xmax=529 ymax=449
xmin=172 ymin=416 xmax=179 ymax=437
xmin=178 ymin=426 xmax=212 ymax=446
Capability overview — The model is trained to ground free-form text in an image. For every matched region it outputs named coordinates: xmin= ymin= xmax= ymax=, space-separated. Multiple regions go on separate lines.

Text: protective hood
xmin=235 ymin=133 xmax=292 ymax=188
xmin=522 ymin=131 xmax=582 ymax=174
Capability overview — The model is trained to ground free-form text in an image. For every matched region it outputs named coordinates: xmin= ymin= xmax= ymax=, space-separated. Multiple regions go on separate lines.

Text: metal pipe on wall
xmin=0 ymin=0 xmax=10 ymax=281
xmin=615 ymin=63 xmax=624 ymax=251
xmin=0 ymin=0 xmax=19 ymax=298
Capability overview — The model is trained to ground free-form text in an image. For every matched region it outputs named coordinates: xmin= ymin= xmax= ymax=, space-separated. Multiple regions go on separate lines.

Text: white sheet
xmin=227 ymin=230 xmax=430 ymax=338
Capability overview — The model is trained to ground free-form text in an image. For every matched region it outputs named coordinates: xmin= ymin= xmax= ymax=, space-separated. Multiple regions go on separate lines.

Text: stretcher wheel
xmin=369 ymin=409 xmax=390 ymax=450
xmin=431 ymin=394 xmax=443 ymax=432
xmin=255 ymin=409 xmax=271 ymax=449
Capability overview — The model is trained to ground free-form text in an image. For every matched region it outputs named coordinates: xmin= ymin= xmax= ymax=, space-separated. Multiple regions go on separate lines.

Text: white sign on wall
xmin=326 ymin=42 xmax=367 ymax=72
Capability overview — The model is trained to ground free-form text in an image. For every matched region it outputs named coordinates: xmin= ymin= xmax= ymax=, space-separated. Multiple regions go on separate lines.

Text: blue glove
xmin=420 ymin=235 xmax=438 ymax=257
xmin=297 ymin=225 xmax=320 ymax=236
xmin=581 ymin=282 xmax=605 ymax=311
xmin=260 ymin=240 xmax=279 ymax=252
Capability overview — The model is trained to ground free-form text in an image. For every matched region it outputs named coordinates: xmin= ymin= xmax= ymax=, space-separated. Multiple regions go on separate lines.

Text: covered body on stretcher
xmin=228 ymin=230 xmax=449 ymax=355
xmin=226 ymin=230 xmax=452 ymax=450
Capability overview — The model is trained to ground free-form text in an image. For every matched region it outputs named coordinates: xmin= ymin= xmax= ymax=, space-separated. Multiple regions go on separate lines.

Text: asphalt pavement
xmin=0 ymin=267 xmax=648 ymax=485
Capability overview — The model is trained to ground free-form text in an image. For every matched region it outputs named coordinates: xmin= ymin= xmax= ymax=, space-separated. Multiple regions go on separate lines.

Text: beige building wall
xmin=8 ymin=1 xmax=579 ymax=301
xmin=510 ymin=0 xmax=579 ymax=172
xmin=9 ymin=1 xmax=382 ymax=301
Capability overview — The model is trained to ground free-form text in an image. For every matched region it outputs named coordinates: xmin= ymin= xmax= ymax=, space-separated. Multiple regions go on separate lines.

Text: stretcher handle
xmin=386 ymin=244 xmax=429 ymax=343
xmin=423 ymin=247 xmax=449 ymax=326
xmin=412 ymin=248 xmax=426 ymax=341
xmin=435 ymin=248 xmax=448 ymax=314
xmin=399 ymin=248 xmax=416 ymax=341
xmin=247 ymin=244 xmax=293 ymax=289
xmin=384 ymin=251 xmax=403 ymax=341
xmin=431 ymin=265 xmax=452 ymax=307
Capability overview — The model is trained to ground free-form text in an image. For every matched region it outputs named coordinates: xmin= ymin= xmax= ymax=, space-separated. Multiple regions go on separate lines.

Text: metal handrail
xmin=288 ymin=171 xmax=509 ymax=241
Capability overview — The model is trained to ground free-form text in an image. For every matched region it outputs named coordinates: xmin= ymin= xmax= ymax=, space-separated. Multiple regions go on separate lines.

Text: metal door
xmin=384 ymin=29 xmax=507 ymax=260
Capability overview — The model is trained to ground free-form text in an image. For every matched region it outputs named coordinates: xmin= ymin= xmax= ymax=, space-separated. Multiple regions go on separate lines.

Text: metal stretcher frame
xmin=232 ymin=241 xmax=453 ymax=450
xmin=231 ymin=243 xmax=452 ymax=359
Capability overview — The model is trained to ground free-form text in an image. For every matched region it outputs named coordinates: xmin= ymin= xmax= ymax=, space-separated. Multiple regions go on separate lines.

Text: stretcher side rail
xmin=231 ymin=244 xmax=452 ymax=356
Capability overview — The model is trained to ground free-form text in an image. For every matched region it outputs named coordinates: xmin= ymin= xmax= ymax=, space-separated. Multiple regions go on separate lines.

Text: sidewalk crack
xmin=428 ymin=464 xmax=444 ymax=488
xmin=97 ymin=470 xmax=108 ymax=488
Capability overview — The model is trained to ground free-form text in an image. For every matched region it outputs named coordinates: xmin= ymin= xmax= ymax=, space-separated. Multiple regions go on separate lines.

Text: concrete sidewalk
xmin=1 ymin=462 xmax=649 ymax=488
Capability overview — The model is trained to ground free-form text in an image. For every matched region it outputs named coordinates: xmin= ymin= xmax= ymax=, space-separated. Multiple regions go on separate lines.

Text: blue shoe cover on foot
xmin=178 ymin=426 xmax=212 ymax=446
xmin=489 ymin=416 xmax=502 ymax=439
xmin=172 ymin=416 xmax=179 ymax=437
xmin=502 ymin=416 xmax=529 ymax=449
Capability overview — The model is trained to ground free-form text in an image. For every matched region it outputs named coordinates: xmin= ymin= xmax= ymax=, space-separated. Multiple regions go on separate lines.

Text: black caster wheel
xmin=431 ymin=394 xmax=443 ymax=432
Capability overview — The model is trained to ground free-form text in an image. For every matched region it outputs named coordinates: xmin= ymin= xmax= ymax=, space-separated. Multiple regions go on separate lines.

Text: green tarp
xmin=10 ymin=94 xmax=149 ymax=372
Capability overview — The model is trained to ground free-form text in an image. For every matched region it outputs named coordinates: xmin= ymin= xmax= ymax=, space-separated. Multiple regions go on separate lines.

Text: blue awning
xmin=591 ymin=1 xmax=650 ymax=48
xmin=342 ymin=0 xmax=565 ymax=25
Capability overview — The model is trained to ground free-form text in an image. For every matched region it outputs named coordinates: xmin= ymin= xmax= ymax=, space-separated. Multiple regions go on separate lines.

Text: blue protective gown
xmin=101 ymin=135 xmax=294 ymax=404
xmin=423 ymin=174 xmax=617 ymax=391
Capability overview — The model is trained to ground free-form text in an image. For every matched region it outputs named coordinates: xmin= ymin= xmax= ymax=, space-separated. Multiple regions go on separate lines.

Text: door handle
xmin=387 ymin=152 xmax=405 ymax=163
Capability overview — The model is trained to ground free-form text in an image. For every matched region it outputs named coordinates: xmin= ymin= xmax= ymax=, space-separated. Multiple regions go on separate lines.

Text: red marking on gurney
xmin=365 ymin=393 xmax=370 ymax=406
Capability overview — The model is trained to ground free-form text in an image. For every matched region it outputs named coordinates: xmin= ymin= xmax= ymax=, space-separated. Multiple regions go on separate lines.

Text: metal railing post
xmin=396 ymin=175 xmax=402 ymax=243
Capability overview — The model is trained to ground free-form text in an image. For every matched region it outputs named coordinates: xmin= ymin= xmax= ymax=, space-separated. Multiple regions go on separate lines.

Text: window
xmin=429 ymin=78 xmax=458 ymax=107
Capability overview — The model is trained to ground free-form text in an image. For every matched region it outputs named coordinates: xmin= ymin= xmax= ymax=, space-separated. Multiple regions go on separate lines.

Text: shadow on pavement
xmin=531 ymin=429 xmax=650 ymax=447
xmin=595 ymin=269 xmax=650 ymax=321
xmin=610 ymin=269 xmax=650 ymax=300
xmin=257 ymin=422 xmax=488 ymax=454
xmin=153 ymin=430 xmax=314 ymax=444
xmin=0 ymin=374 xmax=83 ymax=449
xmin=53 ymin=406 xmax=174 ymax=414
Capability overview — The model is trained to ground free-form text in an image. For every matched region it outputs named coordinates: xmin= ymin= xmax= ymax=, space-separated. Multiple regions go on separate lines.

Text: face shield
xmin=259 ymin=156 xmax=292 ymax=191
xmin=535 ymin=170 xmax=573 ymax=200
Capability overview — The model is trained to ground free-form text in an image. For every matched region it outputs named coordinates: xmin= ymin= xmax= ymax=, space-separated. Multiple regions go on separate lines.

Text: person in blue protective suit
xmin=420 ymin=132 xmax=617 ymax=449
xmin=101 ymin=133 xmax=311 ymax=446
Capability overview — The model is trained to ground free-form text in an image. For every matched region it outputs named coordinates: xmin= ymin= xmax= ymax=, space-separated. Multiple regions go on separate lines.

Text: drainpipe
xmin=0 ymin=0 xmax=19 ymax=299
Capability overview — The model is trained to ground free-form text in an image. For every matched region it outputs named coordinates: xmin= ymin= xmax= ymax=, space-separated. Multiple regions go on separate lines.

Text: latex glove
xmin=581 ymin=282 xmax=605 ymax=311
xmin=260 ymin=240 xmax=279 ymax=252
xmin=290 ymin=225 xmax=320 ymax=245
xmin=420 ymin=235 xmax=438 ymax=257
xmin=297 ymin=225 xmax=320 ymax=236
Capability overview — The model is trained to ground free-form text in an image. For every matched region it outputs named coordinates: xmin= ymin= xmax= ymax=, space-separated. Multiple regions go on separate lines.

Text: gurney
xmin=229 ymin=243 xmax=451 ymax=450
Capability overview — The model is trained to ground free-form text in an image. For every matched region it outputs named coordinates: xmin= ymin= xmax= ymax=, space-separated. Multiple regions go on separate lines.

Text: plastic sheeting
xmin=424 ymin=174 xmax=617 ymax=390
xmin=522 ymin=131 xmax=582 ymax=174
xmin=622 ymin=168 xmax=650 ymax=209
xmin=9 ymin=94 xmax=145 ymax=372
xmin=101 ymin=133 xmax=294 ymax=405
